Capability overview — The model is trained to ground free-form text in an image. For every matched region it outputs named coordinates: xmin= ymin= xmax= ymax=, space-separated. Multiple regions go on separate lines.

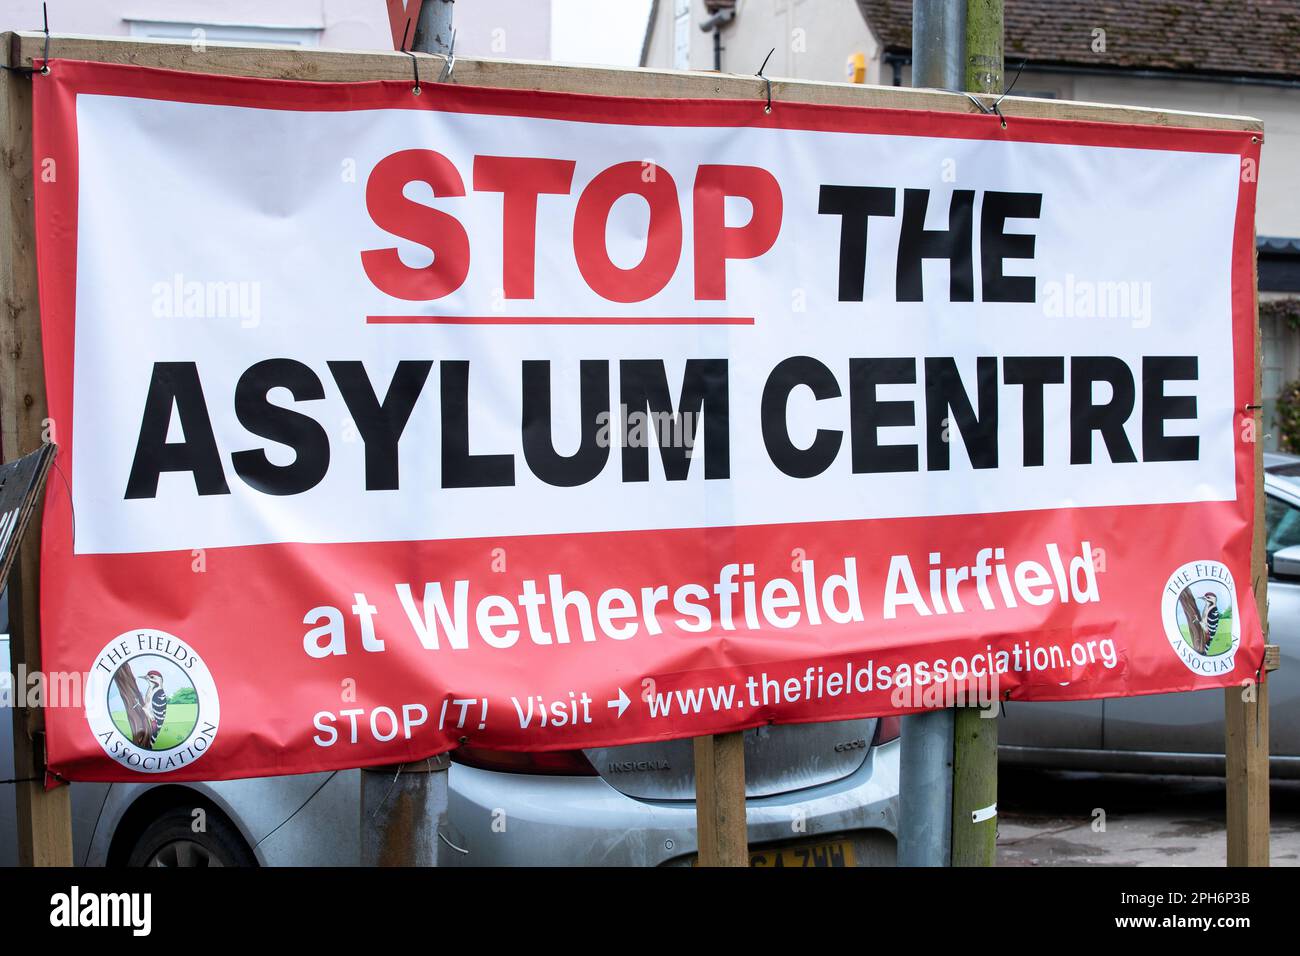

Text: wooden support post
xmin=945 ymin=0 xmax=1003 ymax=869
xmin=1226 ymin=645 xmax=1279 ymax=866
xmin=1224 ymin=234 xmax=1271 ymax=868
xmin=951 ymin=705 xmax=998 ymax=866
xmin=0 ymin=43 xmax=73 ymax=866
xmin=694 ymin=732 xmax=747 ymax=866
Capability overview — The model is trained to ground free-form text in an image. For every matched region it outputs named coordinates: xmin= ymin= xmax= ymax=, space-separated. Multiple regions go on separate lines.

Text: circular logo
xmin=85 ymin=629 xmax=220 ymax=773
xmin=1161 ymin=561 xmax=1240 ymax=676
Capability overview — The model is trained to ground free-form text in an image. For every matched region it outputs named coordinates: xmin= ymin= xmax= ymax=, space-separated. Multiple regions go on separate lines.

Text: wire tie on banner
xmin=38 ymin=1 xmax=49 ymax=75
xmin=438 ymin=830 xmax=470 ymax=854
xmin=1256 ymin=670 xmax=1263 ymax=747
xmin=52 ymin=447 xmax=75 ymax=550
xmin=963 ymin=91 xmax=1007 ymax=129
xmin=369 ymin=762 xmax=405 ymax=819
xmin=3 ymin=2 xmax=50 ymax=76
xmin=399 ymin=18 xmax=421 ymax=95
xmin=756 ymin=47 xmax=774 ymax=114
xmin=963 ymin=57 xmax=1026 ymax=130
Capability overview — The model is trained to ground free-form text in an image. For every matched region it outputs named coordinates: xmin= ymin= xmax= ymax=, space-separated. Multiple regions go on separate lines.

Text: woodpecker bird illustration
xmin=1198 ymin=592 xmax=1220 ymax=647
xmin=143 ymin=670 xmax=167 ymax=747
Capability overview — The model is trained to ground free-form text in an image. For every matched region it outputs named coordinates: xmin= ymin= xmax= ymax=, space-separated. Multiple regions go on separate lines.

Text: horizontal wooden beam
xmin=2 ymin=31 xmax=1262 ymax=132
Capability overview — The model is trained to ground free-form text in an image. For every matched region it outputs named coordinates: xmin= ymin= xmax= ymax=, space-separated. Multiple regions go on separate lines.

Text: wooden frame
xmin=0 ymin=31 xmax=1269 ymax=868
xmin=0 ymin=37 xmax=70 ymax=867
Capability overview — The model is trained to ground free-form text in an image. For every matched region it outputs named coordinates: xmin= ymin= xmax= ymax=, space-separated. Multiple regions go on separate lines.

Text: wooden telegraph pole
xmin=0 ymin=40 xmax=73 ymax=866
xmin=900 ymin=0 xmax=1002 ymax=868
xmin=948 ymin=0 xmax=1003 ymax=868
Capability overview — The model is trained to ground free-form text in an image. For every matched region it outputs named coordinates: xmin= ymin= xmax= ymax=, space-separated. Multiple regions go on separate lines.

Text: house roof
xmin=640 ymin=0 xmax=659 ymax=67
xmin=1261 ymin=237 xmax=1300 ymax=293
xmin=857 ymin=0 xmax=1300 ymax=82
xmin=1262 ymin=236 xmax=1300 ymax=256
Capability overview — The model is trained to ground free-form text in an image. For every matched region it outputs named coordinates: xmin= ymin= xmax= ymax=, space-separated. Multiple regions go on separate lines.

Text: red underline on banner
xmin=366 ymin=315 xmax=756 ymax=326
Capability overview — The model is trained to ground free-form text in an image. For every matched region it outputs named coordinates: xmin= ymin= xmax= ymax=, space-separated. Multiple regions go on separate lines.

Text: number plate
xmin=749 ymin=839 xmax=855 ymax=867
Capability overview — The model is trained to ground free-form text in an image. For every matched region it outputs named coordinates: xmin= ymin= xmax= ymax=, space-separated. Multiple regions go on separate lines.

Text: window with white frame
xmin=673 ymin=0 xmax=691 ymax=70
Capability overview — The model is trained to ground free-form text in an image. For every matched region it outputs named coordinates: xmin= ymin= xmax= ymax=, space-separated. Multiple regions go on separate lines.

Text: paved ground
xmin=996 ymin=767 xmax=1300 ymax=866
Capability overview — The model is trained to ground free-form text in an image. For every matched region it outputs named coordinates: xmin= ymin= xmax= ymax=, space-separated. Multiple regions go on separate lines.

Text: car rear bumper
xmin=440 ymin=738 xmax=899 ymax=866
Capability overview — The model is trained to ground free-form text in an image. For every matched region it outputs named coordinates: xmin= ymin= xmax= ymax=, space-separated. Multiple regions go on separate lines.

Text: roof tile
xmin=858 ymin=0 xmax=1300 ymax=80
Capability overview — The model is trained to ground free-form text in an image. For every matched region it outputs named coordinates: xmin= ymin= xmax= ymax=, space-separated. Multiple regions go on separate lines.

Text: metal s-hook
xmin=439 ymin=28 xmax=457 ymax=83
xmin=962 ymin=92 xmax=1005 ymax=129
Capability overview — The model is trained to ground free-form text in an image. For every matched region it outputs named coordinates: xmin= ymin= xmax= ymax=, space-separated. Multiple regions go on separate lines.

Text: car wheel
xmin=125 ymin=805 xmax=257 ymax=867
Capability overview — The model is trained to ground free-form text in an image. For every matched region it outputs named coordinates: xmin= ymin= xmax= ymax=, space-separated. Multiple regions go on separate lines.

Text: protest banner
xmin=15 ymin=54 xmax=1261 ymax=787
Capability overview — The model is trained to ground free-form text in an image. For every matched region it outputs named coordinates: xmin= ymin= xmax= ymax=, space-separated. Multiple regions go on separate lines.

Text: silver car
xmin=1000 ymin=451 xmax=1300 ymax=777
xmin=1 ymin=611 xmax=898 ymax=866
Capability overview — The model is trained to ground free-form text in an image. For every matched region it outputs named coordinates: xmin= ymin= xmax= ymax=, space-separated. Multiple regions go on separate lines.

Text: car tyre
xmin=125 ymin=805 xmax=257 ymax=867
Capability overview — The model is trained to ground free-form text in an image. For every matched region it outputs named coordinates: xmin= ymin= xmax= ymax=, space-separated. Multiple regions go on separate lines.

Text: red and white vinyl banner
xmin=32 ymin=61 xmax=1262 ymax=781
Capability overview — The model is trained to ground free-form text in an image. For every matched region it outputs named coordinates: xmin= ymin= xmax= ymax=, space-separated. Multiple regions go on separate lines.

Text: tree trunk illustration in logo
xmin=110 ymin=661 xmax=152 ymax=747
xmin=1177 ymin=587 xmax=1209 ymax=654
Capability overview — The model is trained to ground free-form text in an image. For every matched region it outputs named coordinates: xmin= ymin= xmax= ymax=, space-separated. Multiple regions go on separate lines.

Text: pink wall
xmin=0 ymin=0 xmax=552 ymax=57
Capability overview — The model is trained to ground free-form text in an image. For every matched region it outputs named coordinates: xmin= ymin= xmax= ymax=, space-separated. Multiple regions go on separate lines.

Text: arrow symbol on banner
xmin=607 ymin=688 xmax=630 ymax=719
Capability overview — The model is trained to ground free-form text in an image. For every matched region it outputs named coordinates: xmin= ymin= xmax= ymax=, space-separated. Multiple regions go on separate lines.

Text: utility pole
xmin=360 ymin=755 xmax=451 ymax=866
xmin=949 ymin=0 xmax=1003 ymax=868
xmin=412 ymin=0 xmax=454 ymax=56
xmin=964 ymin=0 xmax=1004 ymax=95
xmin=359 ymin=0 xmax=455 ymax=869
xmin=898 ymin=0 xmax=1002 ymax=868
xmin=910 ymin=0 xmax=963 ymax=90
